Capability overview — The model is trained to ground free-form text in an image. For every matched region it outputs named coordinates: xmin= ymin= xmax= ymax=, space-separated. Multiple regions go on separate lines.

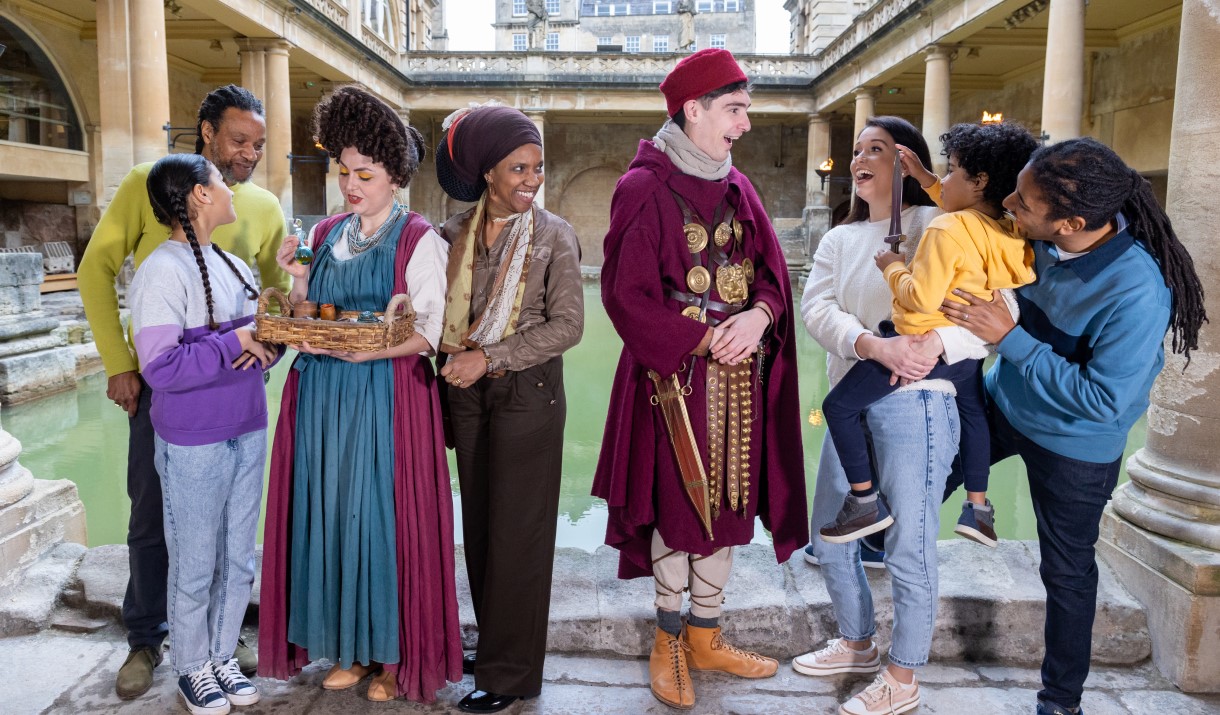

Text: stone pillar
xmin=128 ymin=0 xmax=170 ymax=164
xmin=923 ymin=45 xmax=952 ymax=175
xmin=853 ymin=87 xmax=875 ymax=141
xmin=238 ymin=40 xmax=269 ymax=191
xmin=802 ymin=113 xmax=833 ymax=261
xmin=396 ymin=107 xmax=413 ymax=209
xmin=263 ymin=41 xmax=293 ymax=218
xmin=1040 ymin=0 xmax=1085 ymax=143
xmin=94 ymin=0 xmax=136 ymax=195
xmin=1098 ymin=0 xmax=1220 ymax=692
xmin=527 ymin=111 xmax=546 ymax=209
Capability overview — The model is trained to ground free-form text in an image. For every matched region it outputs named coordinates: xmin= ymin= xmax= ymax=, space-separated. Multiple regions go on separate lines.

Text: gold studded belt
xmin=706 ymin=358 xmax=753 ymax=518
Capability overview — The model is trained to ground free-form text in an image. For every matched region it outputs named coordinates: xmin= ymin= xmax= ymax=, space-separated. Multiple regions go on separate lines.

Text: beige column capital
xmin=852 ymin=87 xmax=877 ymax=141
xmin=922 ymin=45 xmax=952 ymax=174
xmin=1040 ymin=0 xmax=1085 ymax=143
xmin=806 ymin=113 xmax=832 ymax=208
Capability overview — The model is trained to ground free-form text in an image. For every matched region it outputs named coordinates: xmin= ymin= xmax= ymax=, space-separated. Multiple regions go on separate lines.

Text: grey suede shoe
xmin=234 ymin=637 xmax=257 ymax=676
xmin=116 ymin=646 xmax=162 ymax=700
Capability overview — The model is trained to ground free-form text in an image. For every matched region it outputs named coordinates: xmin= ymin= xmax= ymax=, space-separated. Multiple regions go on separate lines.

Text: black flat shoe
xmin=458 ymin=689 xmax=521 ymax=713
xmin=462 ymin=653 xmax=477 ymax=675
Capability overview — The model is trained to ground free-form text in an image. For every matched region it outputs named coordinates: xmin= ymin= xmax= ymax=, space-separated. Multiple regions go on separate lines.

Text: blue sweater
xmin=986 ymin=217 xmax=1171 ymax=463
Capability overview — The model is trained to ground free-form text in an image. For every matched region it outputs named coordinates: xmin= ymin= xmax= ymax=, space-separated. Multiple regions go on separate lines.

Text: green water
xmin=2 ymin=285 xmax=1139 ymax=549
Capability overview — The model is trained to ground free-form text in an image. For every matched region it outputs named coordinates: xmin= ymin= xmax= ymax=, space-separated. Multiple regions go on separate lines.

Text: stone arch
xmin=0 ymin=12 xmax=88 ymax=151
xmin=551 ymin=164 xmax=621 ymax=267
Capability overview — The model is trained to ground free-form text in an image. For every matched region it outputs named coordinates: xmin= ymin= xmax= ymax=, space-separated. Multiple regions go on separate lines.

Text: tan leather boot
xmin=321 ymin=662 xmax=377 ymax=690
xmin=366 ymin=669 xmax=397 ymax=701
xmin=649 ymin=627 xmax=695 ymax=710
xmin=684 ymin=624 xmax=778 ymax=678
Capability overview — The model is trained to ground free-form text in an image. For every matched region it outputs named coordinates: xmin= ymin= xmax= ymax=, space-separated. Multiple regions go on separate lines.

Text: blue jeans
xmin=155 ymin=430 xmax=265 ymax=676
xmin=946 ymin=408 xmax=1120 ymax=709
xmin=811 ymin=389 xmax=960 ymax=669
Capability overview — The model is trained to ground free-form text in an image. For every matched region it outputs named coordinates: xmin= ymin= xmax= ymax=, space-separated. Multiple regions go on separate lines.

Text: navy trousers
xmin=122 ymin=378 xmax=170 ymax=650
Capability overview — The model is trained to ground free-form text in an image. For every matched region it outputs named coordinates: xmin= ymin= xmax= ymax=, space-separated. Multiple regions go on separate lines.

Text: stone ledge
xmin=71 ymin=539 xmax=1149 ymax=666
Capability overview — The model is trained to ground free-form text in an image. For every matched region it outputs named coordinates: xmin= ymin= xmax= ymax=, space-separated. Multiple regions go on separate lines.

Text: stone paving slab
xmin=4 ymin=628 xmax=1219 ymax=715
xmin=67 ymin=540 xmax=1154 ymax=666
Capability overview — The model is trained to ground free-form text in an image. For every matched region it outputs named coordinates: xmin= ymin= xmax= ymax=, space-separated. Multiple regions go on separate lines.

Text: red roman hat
xmin=659 ymin=48 xmax=749 ymax=118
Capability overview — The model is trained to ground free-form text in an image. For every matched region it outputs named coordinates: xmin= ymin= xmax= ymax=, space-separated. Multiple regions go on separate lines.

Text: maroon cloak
xmin=592 ymin=140 xmax=808 ymax=579
xmin=257 ymin=212 xmax=463 ymax=701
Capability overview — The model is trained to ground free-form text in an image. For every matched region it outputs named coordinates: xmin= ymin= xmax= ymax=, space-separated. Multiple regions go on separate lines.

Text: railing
xmin=403 ymin=51 xmax=820 ymax=88
xmin=817 ymin=0 xmax=928 ymax=71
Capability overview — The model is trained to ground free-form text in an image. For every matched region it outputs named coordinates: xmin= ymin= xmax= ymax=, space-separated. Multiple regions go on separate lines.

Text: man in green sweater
xmin=78 ymin=84 xmax=290 ymax=700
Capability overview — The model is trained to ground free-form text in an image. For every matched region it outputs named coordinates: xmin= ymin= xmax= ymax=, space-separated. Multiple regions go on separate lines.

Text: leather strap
xmin=666 ymin=289 xmax=745 ymax=321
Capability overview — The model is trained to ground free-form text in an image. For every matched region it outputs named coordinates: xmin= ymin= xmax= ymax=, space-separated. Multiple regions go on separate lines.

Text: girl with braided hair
xmin=939 ymin=136 xmax=1206 ymax=715
xmin=130 ymin=153 xmax=279 ymax=715
xmin=257 ymin=85 xmax=462 ymax=704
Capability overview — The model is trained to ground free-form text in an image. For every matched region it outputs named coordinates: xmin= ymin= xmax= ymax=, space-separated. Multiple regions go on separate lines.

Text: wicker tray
xmin=255 ymin=288 xmax=415 ymax=352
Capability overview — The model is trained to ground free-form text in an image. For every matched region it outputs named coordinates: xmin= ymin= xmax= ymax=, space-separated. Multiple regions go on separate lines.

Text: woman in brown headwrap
xmin=435 ymin=104 xmax=584 ymax=714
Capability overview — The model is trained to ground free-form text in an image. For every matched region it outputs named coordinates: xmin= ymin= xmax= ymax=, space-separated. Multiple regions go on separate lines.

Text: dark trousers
xmin=824 ymin=324 xmax=988 ymax=491
xmin=123 ymin=378 xmax=169 ymax=650
xmin=447 ymin=357 xmax=566 ymax=698
xmin=945 ymin=407 xmax=1121 ymax=709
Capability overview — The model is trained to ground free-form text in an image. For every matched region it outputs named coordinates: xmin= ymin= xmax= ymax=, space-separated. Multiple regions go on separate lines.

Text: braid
xmin=170 ymin=194 xmax=219 ymax=330
xmin=211 ymin=243 xmax=259 ymax=301
xmin=1123 ymin=174 xmax=1207 ymax=363
xmin=1030 ymin=138 xmax=1208 ymax=364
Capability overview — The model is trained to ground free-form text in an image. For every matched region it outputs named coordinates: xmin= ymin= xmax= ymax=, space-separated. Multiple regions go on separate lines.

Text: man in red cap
xmin=592 ymin=49 xmax=808 ymax=710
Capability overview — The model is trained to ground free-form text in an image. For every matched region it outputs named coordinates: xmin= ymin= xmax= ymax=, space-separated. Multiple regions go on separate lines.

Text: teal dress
xmin=286 ymin=215 xmax=403 ymax=667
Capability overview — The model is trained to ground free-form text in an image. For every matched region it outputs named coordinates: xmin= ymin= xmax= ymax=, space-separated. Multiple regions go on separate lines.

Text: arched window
xmin=0 ymin=16 xmax=83 ymax=151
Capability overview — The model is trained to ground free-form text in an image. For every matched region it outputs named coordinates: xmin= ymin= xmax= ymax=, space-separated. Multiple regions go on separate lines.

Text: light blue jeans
xmin=155 ymin=430 xmax=265 ymax=676
xmin=810 ymin=389 xmax=959 ymax=669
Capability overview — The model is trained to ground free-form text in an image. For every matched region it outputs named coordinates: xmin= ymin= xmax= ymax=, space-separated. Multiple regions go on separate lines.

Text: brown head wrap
xmin=435 ymin=105 xmax=542 ymax=202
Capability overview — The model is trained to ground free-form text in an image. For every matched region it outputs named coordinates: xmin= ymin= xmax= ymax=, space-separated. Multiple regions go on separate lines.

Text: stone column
xmin=1040 ymin=0 xmax=1085 ymax=143
xmin=396 ymin=107 xmax=413 ymax=209
xmin=1098 ymin=0 xmax=1220 ymax=692
xmin=129 ymin=0 xmax=170 ymax=164
xmin=802 ymin=113 xmax=833 ymax=260
xmin=94 ymin=0 xmax=136 ymax=196
xmin=527 ymin=110 xmax=546 ymax=209
xmin=237 ymin=40 xmax=269 ymax=191
xmin=923 ymin=45 xmax=952 ymax=175
xmin=263 ymin=41 xmax=293 ymax=217
xmin=852 ymin=87 xmax=875 ymax=141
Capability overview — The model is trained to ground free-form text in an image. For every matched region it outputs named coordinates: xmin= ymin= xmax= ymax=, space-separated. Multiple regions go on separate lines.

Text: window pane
xmin=546 ymin=0 xmax=560 ymax=14
xmin=710 ymin=33 xmax=726 ymax=49
xmin=546 ymin=32 xmax=559 ymax=51
xmin=653 ymin=0 xmax=672 ymax=12
xmin=696 ymin=0 xmax=712 ymax=12
xmin=598 ymin=35 xmax=612 ymax=45
xmin=625 ymin=35 xmax=640 ymax=52
xmin=0 ymin=18 xmax=83 ymax=150
xmin=653 ymin=35 xmax=669 ymax=52
xmin=513 ymin=33 xmax=527 ymax=50
xmin=513 ymin=0 xmax=526 ymax=15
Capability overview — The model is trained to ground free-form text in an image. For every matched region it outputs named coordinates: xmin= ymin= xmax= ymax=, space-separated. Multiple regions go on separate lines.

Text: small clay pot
xmin=292 ymin=301 xmax=318 ymax=319
xmin=319 ymin=304 xmax=337 ymax=321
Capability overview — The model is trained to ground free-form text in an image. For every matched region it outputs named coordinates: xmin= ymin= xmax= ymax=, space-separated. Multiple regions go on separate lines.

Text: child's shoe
xmin=819 ymin=493 xmax=894 ymax=544
xmin=792 ymin=638 xmax=881 ymax=676
xmin=178 ymin=664 xmax=230 ymax=715
xmin=838 ymin=670 xmax=920 ymax=714
xmin=212 ymin=658 xmax=260 ymax=706
xmin=954 ymin=499 xmax=998 ymax=547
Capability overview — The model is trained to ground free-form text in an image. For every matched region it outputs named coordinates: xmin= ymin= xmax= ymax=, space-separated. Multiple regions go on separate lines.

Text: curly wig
xmin=312 ymin=85 xmax=426 ymax=187
xmin=939 ymin=122 xmax=1038 ymax=212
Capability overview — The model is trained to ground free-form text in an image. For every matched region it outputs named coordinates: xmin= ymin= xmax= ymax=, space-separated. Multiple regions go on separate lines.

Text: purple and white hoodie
xmin=130 ymin=240 xmax=271 ymax=446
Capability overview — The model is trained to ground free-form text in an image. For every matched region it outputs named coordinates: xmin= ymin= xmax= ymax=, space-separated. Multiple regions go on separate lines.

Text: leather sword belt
xmin=648 ymin=369 xmax=715 ymax=540
xmin=667 ymin=289 xmax=747 ymax=325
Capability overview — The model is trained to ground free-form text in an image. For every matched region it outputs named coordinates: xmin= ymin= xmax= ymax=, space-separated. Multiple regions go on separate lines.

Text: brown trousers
xmin=446 ymin=356 xmax=566 ymax=697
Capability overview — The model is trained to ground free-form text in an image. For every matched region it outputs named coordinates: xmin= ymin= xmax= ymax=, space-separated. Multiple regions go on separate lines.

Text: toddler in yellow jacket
xmin=818 ymin=122 xmax=1038 ymax=550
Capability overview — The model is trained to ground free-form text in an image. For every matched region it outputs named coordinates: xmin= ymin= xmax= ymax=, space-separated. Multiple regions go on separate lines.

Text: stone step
xmin=0 ymin=479 xmax=86 ymax=602
xmin=0 ymin=542 xmax=86 ymax=636
xmin=71 ymin=539 xmax=1149 ymax=667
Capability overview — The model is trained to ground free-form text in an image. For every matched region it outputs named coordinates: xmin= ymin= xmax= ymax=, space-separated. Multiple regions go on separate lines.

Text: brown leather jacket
xmin=440 ymin=206 xmax=584 ymax=372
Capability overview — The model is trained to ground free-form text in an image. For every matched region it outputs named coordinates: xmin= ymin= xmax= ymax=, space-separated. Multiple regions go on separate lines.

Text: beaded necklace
xmin=343 ymin=202 xmax=407 ymax=255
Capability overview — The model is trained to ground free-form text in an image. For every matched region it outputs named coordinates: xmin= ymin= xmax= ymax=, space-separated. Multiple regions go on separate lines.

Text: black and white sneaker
xmin=178 ymin=664 xmax=230 ymax=715
xmin=213 ymin=658 xmax=260 ymax=706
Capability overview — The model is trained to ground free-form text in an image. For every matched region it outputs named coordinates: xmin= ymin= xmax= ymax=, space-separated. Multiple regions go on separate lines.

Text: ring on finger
xmin=963 ymin=313 xmax=970 ymax=322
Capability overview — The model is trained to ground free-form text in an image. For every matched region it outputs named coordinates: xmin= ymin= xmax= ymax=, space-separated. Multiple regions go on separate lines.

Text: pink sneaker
xmin=839 ymin=670 xmax=920 ymax=715
xmin=792 ymin=638 xmax=881 ymax=676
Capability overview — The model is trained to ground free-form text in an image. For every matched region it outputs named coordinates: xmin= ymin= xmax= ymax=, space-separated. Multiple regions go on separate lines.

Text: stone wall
xmin=409 ymin=114 xmax=809 ymax=266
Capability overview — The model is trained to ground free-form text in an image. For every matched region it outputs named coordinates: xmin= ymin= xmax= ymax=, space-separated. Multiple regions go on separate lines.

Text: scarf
xmin=440 ymin=193 xmax=535 ymax=354
xmin=653 ymin=119 xmax=732 ymax=181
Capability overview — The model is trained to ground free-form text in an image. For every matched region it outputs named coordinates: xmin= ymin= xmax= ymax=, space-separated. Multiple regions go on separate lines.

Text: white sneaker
xmin=177 ymin=664 xmax=231 ymax=715
xmin=792 ymin=638 xmax=881 ymax=676
xmin=212 ymin=658 xmax=260 ymax=706
xmin=839 ymin=670 xmax=920 ymax=715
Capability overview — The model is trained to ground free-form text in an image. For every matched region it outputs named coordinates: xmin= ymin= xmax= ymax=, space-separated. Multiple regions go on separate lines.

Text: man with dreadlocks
xmin=79 ymin=84 xmax=289 ymax=700
xmin=938 ymin=137 xmax=1206 ymax=715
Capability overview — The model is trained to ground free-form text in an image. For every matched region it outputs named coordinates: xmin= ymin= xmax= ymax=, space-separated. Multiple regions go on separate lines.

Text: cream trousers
xmin=651 ymin=530 xmax=733 ymax=619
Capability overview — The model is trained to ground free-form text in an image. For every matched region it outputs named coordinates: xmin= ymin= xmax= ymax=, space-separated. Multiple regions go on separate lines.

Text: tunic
xmin=258 ymin=212 xmax=462 ymax=702
xmin=592 ymin=140 xmax=808 ymax=579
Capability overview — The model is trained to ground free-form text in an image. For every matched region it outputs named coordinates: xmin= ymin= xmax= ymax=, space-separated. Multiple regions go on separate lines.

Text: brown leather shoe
xmin=367 ymin=669 xmax=397 ymax=701
xmin=684 ymin=624 xmax=778 ymax=679
xmin=115 ymin=646 xmax=162 ymax=700
xmin=322 ymin=662 xmax=377 ymax=690
xmin=649 ymin=627 xmax=694 ymax=710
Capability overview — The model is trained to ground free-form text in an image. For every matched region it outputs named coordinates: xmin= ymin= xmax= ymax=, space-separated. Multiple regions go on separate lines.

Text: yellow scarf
xmin=441 ymin=193 xmax=534 ymax=353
